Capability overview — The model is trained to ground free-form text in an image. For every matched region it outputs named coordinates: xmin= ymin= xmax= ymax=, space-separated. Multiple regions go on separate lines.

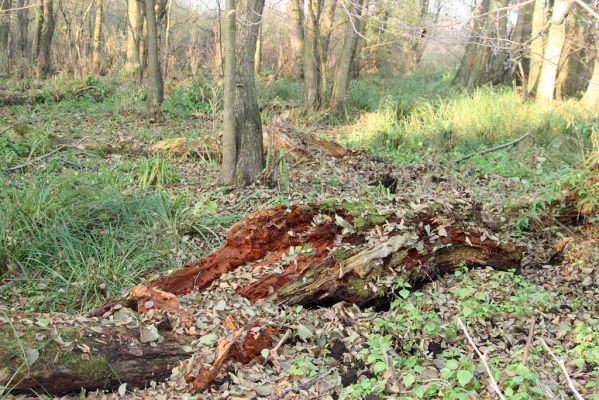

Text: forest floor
xmin=0 ymin=73 xmax=597 ymax=399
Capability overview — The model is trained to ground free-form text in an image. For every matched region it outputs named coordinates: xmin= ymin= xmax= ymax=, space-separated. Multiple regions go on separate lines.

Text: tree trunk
xmin=302 ymin=0 xmax=323 ymax=112
xmin=144 ymin=0 xmax=164 ymax=113
xmin=221 ymin=0 xmax=237 ymax=184
xmin=151 ymin=204 xmax=522 ymax=306
xmin=163 ymin=0 xmax=173 ymax=77
xmin=31 ymin=1 xmax=42 ymax=61
xmin=231 ymin=0 xmax=266 ymax=185
xmin=16 ymin=0 xmax=28 ymax=56
xmin=330 ymin=0 xmax=366 ymax=113
xmin=508 ymin=1 xmax=533 ymax=85
xmin=536 ymin=0 xmax=572 ymax=102
xmin=555 ymin=15 xmax=586 ymax=100
xmin=527 ymin=0 xmax=546 ymax=94
xmin=454 ymin=0 xmax=491 ymax=89
xmin=582 ymin=36 xmax=599 ymax=111
xmin=0 ymin=0 xmax=10 ymax=50
xmin=349 ymin=0 xmax=368 ymax=79
xmin=91 ymin=0 xmax=104 ymax=74
xmin=0 ymin=315 xmax=193 ymax=394
xmin=254 ymin=24 xmax=262 ymax=77
xmin=36 ymin=0 xmax=55 ymax=78
xmin=125 ymin=0 xmax=142 ymax=78
xmin=286 ymin=0 xmax=304 ymax=79
xmin=318 ymin=0 xmax=337 ymax=101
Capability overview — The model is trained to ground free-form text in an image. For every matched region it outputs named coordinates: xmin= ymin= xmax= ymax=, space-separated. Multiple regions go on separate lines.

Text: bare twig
xmin=540 ymin=339 xmax=585 ymax=400
xmin=272 ymin=371 xmax=331 ymax=400
xmin=0 ymin=124 xmax=18 ymax=136
xmin=452 ymin=131 xmax=531 ymax=164
xmin=4 ymin=146 xmax=68 ymax=173
xmin=522 ymin=318 xmax=536 ymax=366
xmin=271 ymin=329 xmax=291 ymax=356
xmin=457 ymin=318 xmax=506 ymax=400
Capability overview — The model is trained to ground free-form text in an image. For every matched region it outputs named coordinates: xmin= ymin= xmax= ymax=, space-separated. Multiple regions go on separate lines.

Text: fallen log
xmin=152 ymin=201 xmax=522 ymax=306
xmin=0 ymin=312 xmax=193 ymax=394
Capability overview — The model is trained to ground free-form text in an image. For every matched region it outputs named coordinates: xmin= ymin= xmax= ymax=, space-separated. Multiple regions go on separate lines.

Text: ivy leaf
xmin=139 ymin=324 xmax=160 ymax=343
xmin=399 ymin=289 xmax=410 ymax=299
xmin=457 ymin=369 xmax=473 ymax=387
xmin=373 ymin=361 xmax=387 ymax=374
xmin=403 ymin=373 xmax=416 ymax=387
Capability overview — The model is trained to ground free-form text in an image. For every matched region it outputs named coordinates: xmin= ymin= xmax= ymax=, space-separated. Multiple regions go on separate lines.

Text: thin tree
xmin=92 ymin=0 xmax=104 ymax=74
xmin=330 ymin=0 xmax=367 ymax=113
xmin=221 ymin=0 xmax=237 ymax=184
xmin=16 ymin=0 xmax=28 ymax=57
xmin=527 ymin=0 xmax=546 ymax=94
xmin=286 ymin=0 xmax=304 ymax=79
xmin=36 ymin=0 xmax=55 ymax=78
xmin=222 ymin=0 xmax=266 ymax=185
xmin=0 ymin=0 xmax=10 ymax=50
xmin=536 ymin=0 xmax=574 ymax=102
xmin=126 ymin=0 xmax=143 ymax=79
xmin=144 ymin=0 xmax=164 ymax=113
xmin=582 ymin=34 xmax=599 ymax=111
xmin=302 ymin=0 xmax=323 ymax=112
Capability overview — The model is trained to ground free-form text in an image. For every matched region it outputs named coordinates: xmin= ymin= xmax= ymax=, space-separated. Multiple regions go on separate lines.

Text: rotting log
xmin=151 ymin=201 xmax=522 ymax=306
xmin=0 ymin=314 xmax=193 ymax=394
xmin=0 ymin=310 xmax=277 ymax=395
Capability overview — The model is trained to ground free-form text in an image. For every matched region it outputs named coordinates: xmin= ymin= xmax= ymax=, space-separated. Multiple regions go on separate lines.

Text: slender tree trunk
xmin=454 ymin=0 xmax=491 ymax=89
xmin=319 ymin=0 xmax=337 ymax=100
xmin=582 ymin=36 xmax=599 ymax=111
xmin=144 ymin=0 xmax=164 ymax=113
xmin=286 ymin=0 xmax=304 ymax=79
xmin=36 ymin=0 xmax=55 ymax=78
xmin=349 ymin=0 xmax=368 ymax=79
xmin=221 ymin=0 xmax=237 ymax=184
xmin=126 ymin=0 xmax=142 ymax=78
xmin=16 ymin=0 xmax=28 ymax=56
xmin=232 ymin=0 xmax=265 ymax=185
xmin=555 ymin=15 xmax=586 ymax=99
xmin=163 ymin=0 xmax=173 ymax=77
xmin=31 ymin=1 xmax=42 ymax=61
xmin=0 ymin=0 xmax=10 ymax=50
xmin=139 ymin=9 xmax=148 ymax=82
xmin=527 ymin=0 xmax=546 ymax=94
xmin=508 ymin=1 xmax=533 ymax=85
xmin=302 ymin=0 xmax=323 ymax=112
xmin=254 ymin=24 xmax=262 ymax=77
xmin=536 ymin=0 xmax=573 ymax=102
xmin=330 ymin=0 xmax=365 ymax=113
xmin=92 ymin=0 xmax=104 ymax=74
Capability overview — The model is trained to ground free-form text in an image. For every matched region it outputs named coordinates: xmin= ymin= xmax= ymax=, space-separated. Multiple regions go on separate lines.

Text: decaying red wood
xmin=185 ymin=316 xmax=278 ymax=393
xmin=152 ymin=206 xmax=343 ymax=296
xmin=151 ymin=205 xmax=522 ymax=306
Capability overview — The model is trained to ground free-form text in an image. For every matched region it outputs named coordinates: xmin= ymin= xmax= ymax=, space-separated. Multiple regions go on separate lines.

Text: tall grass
xmin=0 ymin=167 xmax=200 ymax=312
xmin=341 ymin=73 xmax=597 ymax=168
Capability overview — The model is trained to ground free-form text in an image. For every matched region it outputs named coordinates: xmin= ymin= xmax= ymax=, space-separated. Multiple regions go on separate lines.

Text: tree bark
xmin=231 ymin=0 xmax=265 ymax=185
xmin=330 ymin=0 xmax=366 ymax=113
xmin=151 ymin=204 xmax=522 ymax=306
xmin=0 ymin=0 xmax=10 ymax=50
xmin=16 ymin=0 xmax=28 ymax=56
xmin=221 ymin=0 xmax=237 ymax=184
xmin=36 ymin=0 xmax=55 ymax=78
xmin=527 ymin=0 xmax=546 ymax=94
xmin=144 ymin=0 xmax=164 ymax=113
xmin=163 ymin=0 xmax=173 ymax=77
xmin=318 ymin=0 xmax=337 ymax=101
xmin=286 ymin=0 xmax=304 ymax=79
xmin=582 ymin=34 xmax=599 ymax=111
xmin=254 ymin=23 xmax=262 ymax=77
xmin=125 ymin=0 xmax=143 ymax=78
xmin=536 ymin=0 xmax=573 ymax=102
xmin=0 ymin=314 xmax=193 ymax=394
xmin=454 ymin=0 xmax=491 ymax=89
xmin=555 ymin=15 xmax=586 ymax=100
xmin=91 ymin=0 xmax=104 ymax=74
xmin=302 ymin=0 xmax=323 ymax=112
